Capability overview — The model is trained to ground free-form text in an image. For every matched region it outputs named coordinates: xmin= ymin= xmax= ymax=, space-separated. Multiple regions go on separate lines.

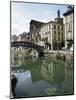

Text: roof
xmin=44 ymin=21 xmax=63 ymax=25
xmin=30 ymin=19 xmax=45 ymax=29
xmin=30 ymin=18 xmax=64 ymax=28
xmin=63 ymin=7 xmax=74 ymax=16
xmin=30 ymin=19 xmax=45 ymax=24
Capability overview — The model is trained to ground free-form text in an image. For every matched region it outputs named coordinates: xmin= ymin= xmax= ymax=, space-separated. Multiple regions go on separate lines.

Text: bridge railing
xmin=11 ymin=41 xmax=44 ymax=49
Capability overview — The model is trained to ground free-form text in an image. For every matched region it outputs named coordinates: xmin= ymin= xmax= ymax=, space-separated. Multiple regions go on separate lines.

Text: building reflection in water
xmin=64 ymin=63 xmax=74 ymax=95
xmin=11 ymin=57 xmax=74 ymax=96
xmin=30 ymin=59 xmax=65 ymax=95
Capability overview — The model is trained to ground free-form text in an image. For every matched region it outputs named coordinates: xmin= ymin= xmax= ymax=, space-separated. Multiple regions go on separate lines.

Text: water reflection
xmin=11 ymin=56 xmax=74 ymax=98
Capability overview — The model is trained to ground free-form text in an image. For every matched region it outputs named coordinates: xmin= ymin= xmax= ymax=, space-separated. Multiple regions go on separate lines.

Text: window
xmin=33 ymin=25 xmax=35 ymax=30
xmin=58 ymin=32 xmax=60 ymax=41
xmin=49 ymin=24 xmax=52 ymax=29
xmin=54 ymin=25 xmax=56 ymax=29
xmin=54 ymin=31 xmax=56 ymax=34
xmin=58 ymin=35 xmax=60 ymax=41
xmin=49 ymin=24 xmax=50 ymax=29
xmin=61 ymin=27 xmax=63 ymax=31
xmin=69 ymin=24 xmax=72 ymax=30
xmin=54 ymin=31 xmax=56 ymax=40
xmin=66 ymin=24 xmax=69 ymax=30
xmin=62 ymin=32 xmax=63 ymax=36
xmin=62 ymin=32 xmax=64 ymax=41
xmin=69 ymin=24 xmax=70 ymax=30
xmin=67 ymin=24 xmax=72 ymax=31
xmin=58 ymin=32 xmax=60 ymax=35
xmin=62 ymin=36 xmax=63 ymax=41
xmin=58 ymin=25 xmax=60 ymax=30
xmin=54 ymin=36 xmax=56 ymax=40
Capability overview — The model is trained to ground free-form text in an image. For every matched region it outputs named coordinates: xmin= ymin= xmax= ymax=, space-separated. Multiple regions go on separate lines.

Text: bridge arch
xmin=11 ymin=41 xmax=44 ymax=57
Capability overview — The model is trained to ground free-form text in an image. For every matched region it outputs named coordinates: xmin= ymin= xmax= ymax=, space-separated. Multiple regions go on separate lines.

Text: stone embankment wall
xmin=44 ymin=50 xmax=73 ymax=62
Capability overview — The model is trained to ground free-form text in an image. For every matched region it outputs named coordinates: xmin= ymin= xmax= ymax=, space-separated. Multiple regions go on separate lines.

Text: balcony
xmin=67 ymin=30 xmax=72 ymax=32
xmin=66 ymin=37 xmax=73 ymax=41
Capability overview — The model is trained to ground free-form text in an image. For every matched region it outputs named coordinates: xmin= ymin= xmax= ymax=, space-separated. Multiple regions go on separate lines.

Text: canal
xmin=11 ymin=56 xmax=74 ymax=98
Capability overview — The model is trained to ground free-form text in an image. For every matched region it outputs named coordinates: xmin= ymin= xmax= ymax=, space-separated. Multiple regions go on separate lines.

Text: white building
xmin=39 ymin=10 xmax=64 ymax=50
xmin=63 ymin=6 xmax=74 ymax=49
xmin=29 ymin=10 xmax=65 ymax=50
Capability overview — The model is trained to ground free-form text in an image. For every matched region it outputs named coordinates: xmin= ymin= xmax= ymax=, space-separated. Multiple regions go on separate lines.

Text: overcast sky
xmin=11 ymin=2 xmax=69 ymax=36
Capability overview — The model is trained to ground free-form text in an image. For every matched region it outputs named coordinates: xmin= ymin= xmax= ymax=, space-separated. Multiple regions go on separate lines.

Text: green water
xmin=11 ymin=56 xmax=74 ymax=98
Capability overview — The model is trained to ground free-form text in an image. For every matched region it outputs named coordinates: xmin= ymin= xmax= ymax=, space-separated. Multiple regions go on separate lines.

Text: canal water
xmin=11 ymin=56 xmax=74 ymax=98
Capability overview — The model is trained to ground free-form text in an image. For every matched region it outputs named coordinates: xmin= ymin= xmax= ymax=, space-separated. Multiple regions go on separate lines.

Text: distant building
xmin=11 ymin=35 xmax=18 ymax=42
xmin=17 ymin=32 xmax=29 ymax=42
xmin=11 ymin=32 xmax=30 ymax=51
xmin=63 ymin=6 xmax=74 ymax=49
xmin=29 ymin=20 xmax=44 ymax=43
xmin=29 ymin=10 xmax=64 ymax=50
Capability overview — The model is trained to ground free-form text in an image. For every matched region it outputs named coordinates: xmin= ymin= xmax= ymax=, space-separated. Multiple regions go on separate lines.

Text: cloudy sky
xmin=11 ymin=2 xmax=69 ymax=36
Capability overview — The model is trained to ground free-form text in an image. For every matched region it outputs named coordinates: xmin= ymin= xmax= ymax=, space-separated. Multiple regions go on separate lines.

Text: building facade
xmin=29 ymin=10 xmax=65 ymax=50
xmin=39 ymin=21 xmax=64 ymax=50
xmin=63 ymin=6 xmax=74 ymax=49
xmin=29 ymin=20 xmax=44 ymax=43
